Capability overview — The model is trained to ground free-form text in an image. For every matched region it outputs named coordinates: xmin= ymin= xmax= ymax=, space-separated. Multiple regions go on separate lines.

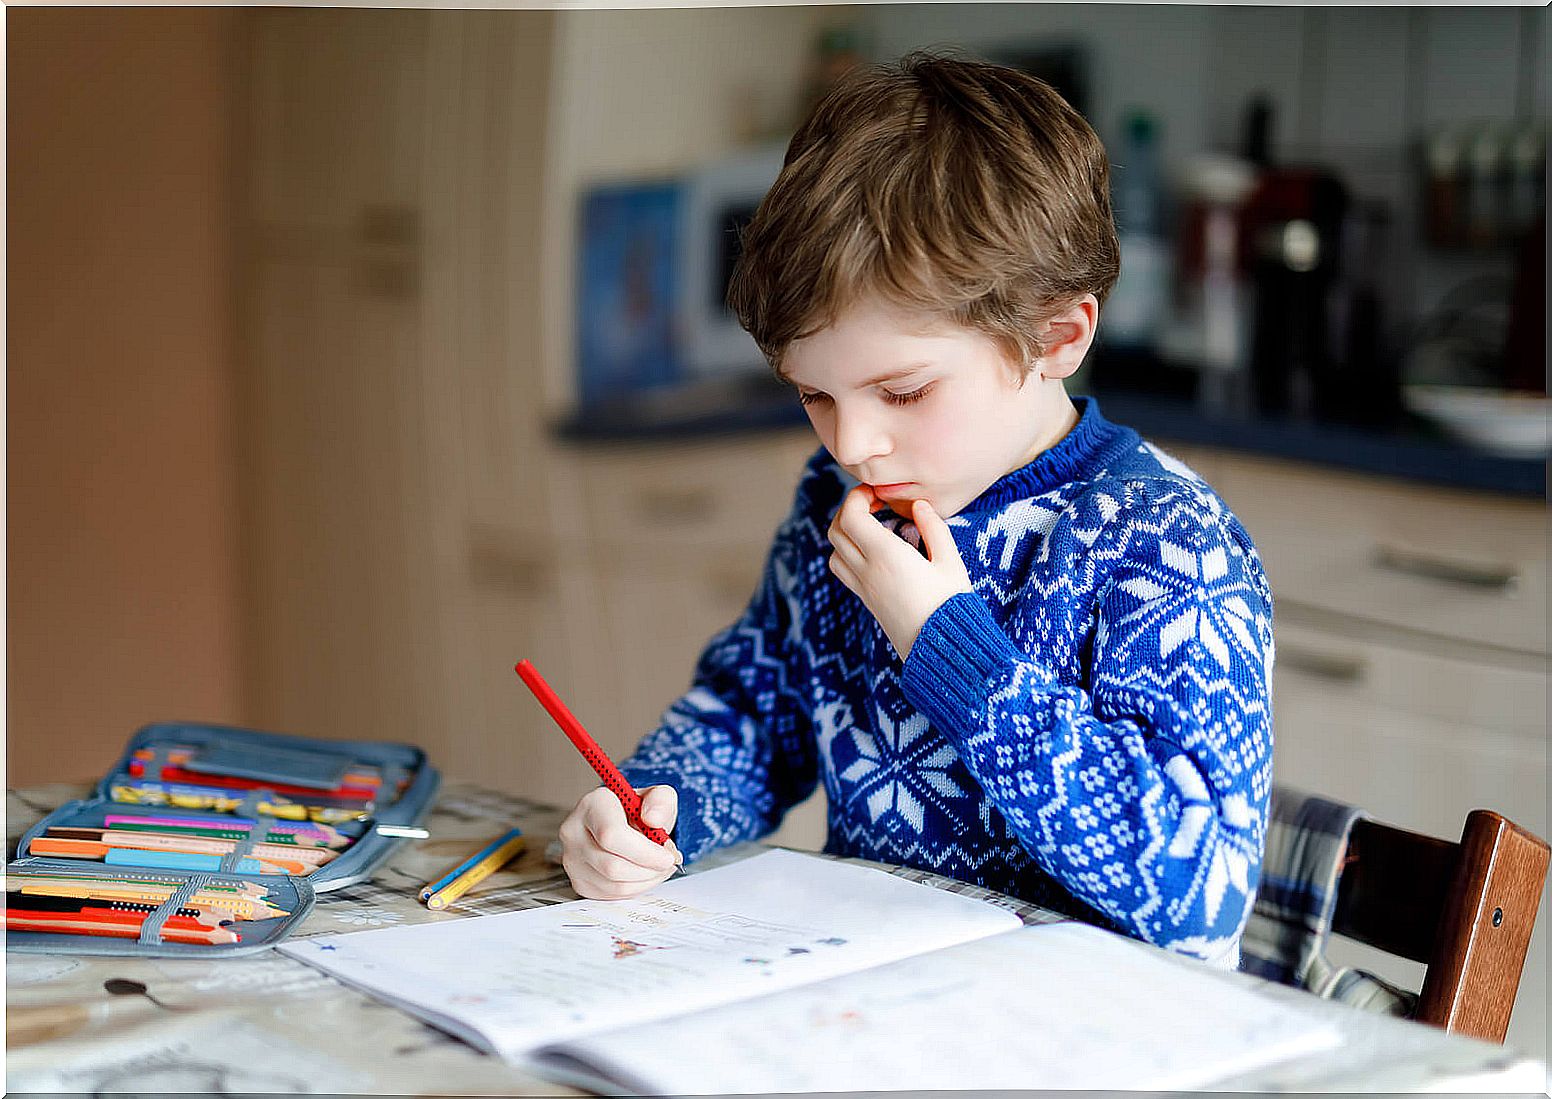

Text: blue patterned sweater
xmin=619 ymin=398 xmax=1274 ymax=965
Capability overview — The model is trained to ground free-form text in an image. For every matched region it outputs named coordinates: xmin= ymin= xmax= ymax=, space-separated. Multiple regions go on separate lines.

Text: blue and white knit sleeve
xmin=900 ymin=484 xmax=1274 ymax=963
xmin=616 ymin=520 xmax=819 ymax=864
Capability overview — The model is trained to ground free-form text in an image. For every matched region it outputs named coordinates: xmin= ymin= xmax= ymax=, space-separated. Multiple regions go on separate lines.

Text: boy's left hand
xmin=827 ymin=485 xmax=972 ymax=660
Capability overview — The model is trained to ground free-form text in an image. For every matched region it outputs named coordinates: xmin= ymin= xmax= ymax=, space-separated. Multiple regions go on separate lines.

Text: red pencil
xmin=5 ymin=905 xmax=222 ymax=931
xmin=514 ymin=660 xmax=672 ymax=847
xmin=6 ymin=912 xmax=239 ymax=945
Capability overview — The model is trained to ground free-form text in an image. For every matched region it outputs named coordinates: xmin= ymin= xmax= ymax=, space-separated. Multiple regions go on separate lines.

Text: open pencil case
xmin=7 ymin=721 xmax=439 ymax=957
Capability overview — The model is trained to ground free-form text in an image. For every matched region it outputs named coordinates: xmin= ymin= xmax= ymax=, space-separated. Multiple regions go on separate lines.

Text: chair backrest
xmin=1333 ymin=808 xmax=1550 ymax=1043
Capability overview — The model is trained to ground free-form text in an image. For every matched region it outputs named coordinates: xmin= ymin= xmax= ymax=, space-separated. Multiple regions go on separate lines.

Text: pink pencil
xmin=102 ymin=814 xmax=341 ymax=842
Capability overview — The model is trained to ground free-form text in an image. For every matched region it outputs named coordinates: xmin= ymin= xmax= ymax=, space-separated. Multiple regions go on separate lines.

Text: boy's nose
xmin=829 ymin=407 xmax=892 ymax=469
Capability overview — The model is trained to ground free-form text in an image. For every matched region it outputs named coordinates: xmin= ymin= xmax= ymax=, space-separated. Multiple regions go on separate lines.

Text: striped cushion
xmin=1239 ymin=786 xmax=1416 ymax=1018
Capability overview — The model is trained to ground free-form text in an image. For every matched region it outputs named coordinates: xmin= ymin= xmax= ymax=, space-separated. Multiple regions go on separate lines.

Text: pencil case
xmin=6 ymin=721 xmax=439 ymax=957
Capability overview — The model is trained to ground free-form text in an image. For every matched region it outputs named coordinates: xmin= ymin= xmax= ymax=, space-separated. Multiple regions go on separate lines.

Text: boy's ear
xmin=1033 ymin=294 xmax=1099 ymax=381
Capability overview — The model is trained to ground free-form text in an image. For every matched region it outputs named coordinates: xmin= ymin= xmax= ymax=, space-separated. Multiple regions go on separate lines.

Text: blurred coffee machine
xmin=1232 ymin=91 xmax=1399 ymax=427
xmin=1242 ymin=167 xmax=1348 ymax=419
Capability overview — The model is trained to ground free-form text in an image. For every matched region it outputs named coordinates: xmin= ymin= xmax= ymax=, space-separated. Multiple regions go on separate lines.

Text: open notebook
xmin=280 ymin=849 xmax=1341 ymax=1092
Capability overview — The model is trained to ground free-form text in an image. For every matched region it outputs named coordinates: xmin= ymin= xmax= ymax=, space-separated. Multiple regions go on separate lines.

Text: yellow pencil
xmin=425 ymin=833 xmax=527 ymax=910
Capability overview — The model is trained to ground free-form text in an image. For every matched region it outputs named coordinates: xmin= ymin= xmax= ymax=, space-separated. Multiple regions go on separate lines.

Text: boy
xmin=558 ymin=54 xmax=1272 ymax=967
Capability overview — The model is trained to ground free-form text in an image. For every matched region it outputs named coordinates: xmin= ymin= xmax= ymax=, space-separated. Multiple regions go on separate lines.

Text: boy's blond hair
xmin=728 ymin=52 xmax=1120 ymax=376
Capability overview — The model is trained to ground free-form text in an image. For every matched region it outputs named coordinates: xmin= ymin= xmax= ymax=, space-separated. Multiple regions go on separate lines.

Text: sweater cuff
xmin=901 ymin=591 xmax=1044 ymax=742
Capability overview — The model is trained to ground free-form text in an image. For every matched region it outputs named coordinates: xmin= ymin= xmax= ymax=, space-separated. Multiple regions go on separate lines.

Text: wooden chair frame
xmin=1332 ymin=808 xmax=1550 ymax=1043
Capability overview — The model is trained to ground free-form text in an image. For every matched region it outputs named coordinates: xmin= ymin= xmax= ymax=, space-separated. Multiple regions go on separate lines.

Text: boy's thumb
xmin=640 ymin=784 xmax=678 ymax=829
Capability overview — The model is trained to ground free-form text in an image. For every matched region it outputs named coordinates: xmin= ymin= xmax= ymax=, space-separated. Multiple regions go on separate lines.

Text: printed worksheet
xmin=279 ymin=849 xmax=1022 ymax=1060
xmin=539 ymin=921 xmax=1346 ymax=1093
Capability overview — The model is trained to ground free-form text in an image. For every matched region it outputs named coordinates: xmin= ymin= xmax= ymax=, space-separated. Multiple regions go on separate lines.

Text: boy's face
xmin=781 ymin=297 xmax=1076 ymax=519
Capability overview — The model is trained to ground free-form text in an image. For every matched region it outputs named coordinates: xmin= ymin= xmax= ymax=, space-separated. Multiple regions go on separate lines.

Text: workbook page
xmin=541 ymin=921 xmax=1344 ymax=1093
xmin=280 ymin=849 xmax=1021 ymax=1060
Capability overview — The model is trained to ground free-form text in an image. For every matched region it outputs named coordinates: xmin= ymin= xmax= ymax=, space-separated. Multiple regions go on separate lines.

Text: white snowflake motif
xmin=1162 ymin=756 xmax=1255 ymax=923
xmin=832 ymin=706 xmax=967 ymax=835
xmin=1110 ymin=537 xmax=1263 ymax=674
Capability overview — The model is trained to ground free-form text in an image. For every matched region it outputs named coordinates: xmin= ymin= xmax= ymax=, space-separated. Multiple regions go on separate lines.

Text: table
xmin=7 ymin=782 xmax=1546 ymax=1094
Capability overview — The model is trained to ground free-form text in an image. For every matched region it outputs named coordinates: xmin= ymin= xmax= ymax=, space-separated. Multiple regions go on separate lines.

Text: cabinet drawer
xmin=575 ymin=431 xmax=815 ymax=555
xmin=1273 ymin=689 xmax=1547 ymax=842
xmin=589 ymin=547 xmax=769 ymax=753
xmin=1270 ymin=622 xmax=1548 ymax=837
xmin=1273 ymin=621 xmax=1547 ymax=737
xmin=1213 ymin=453 xmax=1547 ymax=655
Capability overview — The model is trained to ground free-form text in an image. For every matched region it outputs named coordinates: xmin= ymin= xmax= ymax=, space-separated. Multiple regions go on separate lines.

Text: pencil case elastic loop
xmin=142 ymin=743 xmax=176 ymax=783
xmin=380 ymin=763 xmax=408 ymax=806
xmin=218 ymin=830 xmax=260 ymax=874
xmin=233 ymin=787 xmax=269 ymax=824
xmin=137 ymin=873 xmax=209 ymax=945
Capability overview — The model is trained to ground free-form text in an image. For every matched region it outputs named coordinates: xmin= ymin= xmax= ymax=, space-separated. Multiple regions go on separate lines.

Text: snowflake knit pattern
xmin=619 ymin=397 xmax=1274 ymax=965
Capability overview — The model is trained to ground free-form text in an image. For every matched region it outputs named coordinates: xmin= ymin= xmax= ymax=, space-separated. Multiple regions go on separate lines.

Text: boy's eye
xmin=797 ymin=390 xmax=830 ymax=407
xmin=881 ymin=384 xmax=933 ymax=406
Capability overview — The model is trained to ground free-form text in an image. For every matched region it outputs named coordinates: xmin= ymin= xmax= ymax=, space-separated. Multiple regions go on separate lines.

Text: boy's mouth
xmin=868 ymin=483 xmax=921 ymax=514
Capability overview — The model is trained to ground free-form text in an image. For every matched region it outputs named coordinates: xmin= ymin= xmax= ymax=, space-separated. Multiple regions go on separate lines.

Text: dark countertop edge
xmin=1094 ymin=393 xmax=1547 ymax=500
xmin=555 ymin=392 xmax=1547 ymax=500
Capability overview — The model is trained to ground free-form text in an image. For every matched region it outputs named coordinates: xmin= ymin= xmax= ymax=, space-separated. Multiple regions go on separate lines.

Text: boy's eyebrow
xmin=780 ymin=363 xmax=931 ymax=390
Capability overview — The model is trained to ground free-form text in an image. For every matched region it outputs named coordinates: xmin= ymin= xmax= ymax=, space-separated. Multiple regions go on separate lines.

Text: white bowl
xmin=1402 ymin=385 xmax=1552 ymax=459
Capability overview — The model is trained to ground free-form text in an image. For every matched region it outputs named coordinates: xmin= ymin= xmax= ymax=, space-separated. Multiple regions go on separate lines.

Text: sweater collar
xmin=963 ymin=397 xmax=1137 ymax=513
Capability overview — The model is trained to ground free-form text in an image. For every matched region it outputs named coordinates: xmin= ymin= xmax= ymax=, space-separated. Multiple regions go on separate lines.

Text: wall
xmin=7 ymin=10 xmax=245 ymax=784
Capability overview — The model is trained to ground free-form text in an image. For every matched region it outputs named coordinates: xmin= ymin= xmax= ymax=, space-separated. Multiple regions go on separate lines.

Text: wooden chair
xmin=1333 ymin=808 xmax=1550 ymax=1043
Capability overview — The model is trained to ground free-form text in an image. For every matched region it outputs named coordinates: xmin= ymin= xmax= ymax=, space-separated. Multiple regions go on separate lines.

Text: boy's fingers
xmin=912 ymin=500 xmax=956 ymax=561
xmin=586 ymin=817 xmax=678 ymax=874
xmin=576 ymin=840 xmax=665 ymax=883
xmin=828 ymin=553 xmax=859 ymax=593
xmin=579 ymin=790 xmax=675 ymax=870
xmin=836 ymin=491 xmax=894 ymax=554
xmin=827 ymin=509 xmax=869 ymax=562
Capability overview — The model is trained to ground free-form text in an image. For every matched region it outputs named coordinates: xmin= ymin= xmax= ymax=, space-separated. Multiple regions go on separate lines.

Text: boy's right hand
xmin=558 ymin=785 xmax=683 ymax=900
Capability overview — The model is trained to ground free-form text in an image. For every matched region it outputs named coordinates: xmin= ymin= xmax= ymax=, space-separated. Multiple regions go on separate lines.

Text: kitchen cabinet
xmin=566 ymin=431 xmax=827 ymax=846
xmin=1202 ymin=446 xmax=1549 ymax=1060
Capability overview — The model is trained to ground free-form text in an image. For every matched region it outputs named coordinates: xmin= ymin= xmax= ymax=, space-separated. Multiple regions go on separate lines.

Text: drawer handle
xmin=1372 ymin=543 xmax=1518 ymax=592
xmin=1278 ymin=644 xmax=1368 ymax=684
xmin=467 ymin=528 xmax=549 ymax=593
xmin=636 ymin=488 xmax=716 ymax=523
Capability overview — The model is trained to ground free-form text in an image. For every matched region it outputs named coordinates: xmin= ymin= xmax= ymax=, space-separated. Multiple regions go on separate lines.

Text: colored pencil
xmin=92 ymin=820 xmax=345 ymax=849
xmin=30 ymin=836 xmax=309 ymax=873
xmin=425 ymin=832 xmax=527 ymax=910
xmin=6 ymin=895 xmax=230 ymax=926
xmin=125 ymin=761 xmax=378 ymax=801
xmin=42 ymin=828 xmax=336 ymax=866
xmin=131 ymin=746 xmax=384 ymax=789
xmin=26 ymin=839 xmax=307 ymax=877
xmin=102 ymin=813 xmax=346 ymax=843
xmin=418 ymin=828 xmax=523 ymax=902
xmin=8 ymin=883 xmax=285 ymax=920
xmin=5 ymin=870 xmax=269 ymax=898
xmin=109 ymin=782 xmax=369 ymax=823
xmin=514 ymin=659 xmax=681 ymax=877
xmin=6 ymin=912 xmax=239 ymax=945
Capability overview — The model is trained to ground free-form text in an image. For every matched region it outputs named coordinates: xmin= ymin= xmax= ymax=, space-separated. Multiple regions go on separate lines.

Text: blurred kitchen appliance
xmin=1163 ymin=154 xmax=1259 ymax=414
xmin=676 ymin=143 xmax=786 ymax=381
xmin=1241 ymin=167 xmax=1352 ymax=420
